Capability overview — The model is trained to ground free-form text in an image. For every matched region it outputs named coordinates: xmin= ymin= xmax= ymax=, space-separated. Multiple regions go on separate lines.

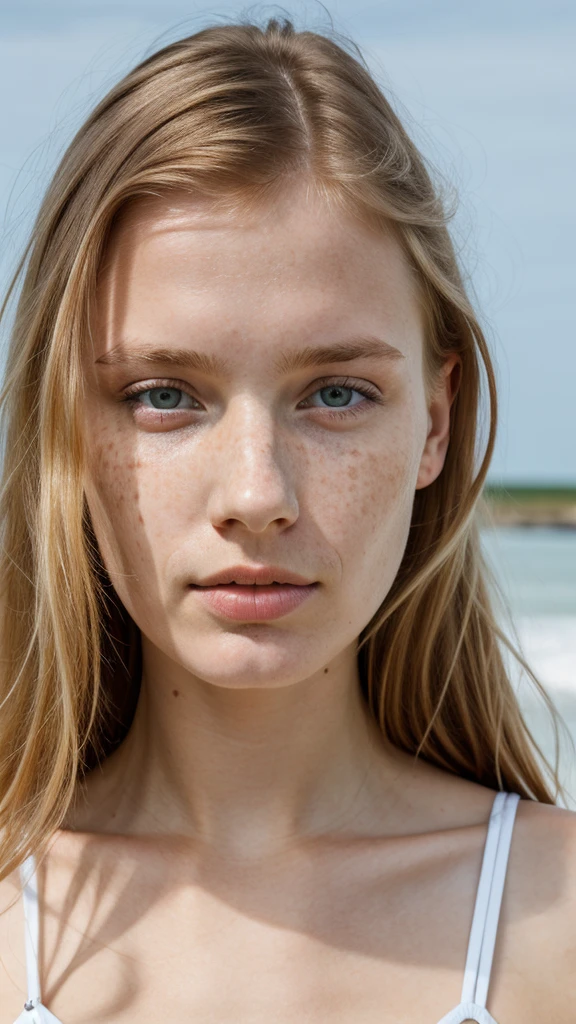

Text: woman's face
xmin=85 ymin=185 xmax=455 ymax=689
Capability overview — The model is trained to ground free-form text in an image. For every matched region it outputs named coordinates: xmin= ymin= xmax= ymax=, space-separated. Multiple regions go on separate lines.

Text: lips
xmin=188 ymin=565 xmax=319 ymax=621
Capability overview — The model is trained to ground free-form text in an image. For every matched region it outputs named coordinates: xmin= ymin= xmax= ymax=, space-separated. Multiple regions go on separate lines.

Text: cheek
xmin=84 ymin=420 xmax=211 ymax=598
xmin=351 ymin=463 xmax=415 ymax=622
xmin=83 ymin=421 xmax=154 ymax=589
xmin=305 ymin=415 xmax=421 ymax=624
xmin=312 ymin=425 xmax=418 ymax=554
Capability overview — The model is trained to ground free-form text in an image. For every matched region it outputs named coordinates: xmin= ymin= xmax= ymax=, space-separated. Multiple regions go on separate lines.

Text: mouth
xmin=189 ymin=579 xmax=319 ymax=621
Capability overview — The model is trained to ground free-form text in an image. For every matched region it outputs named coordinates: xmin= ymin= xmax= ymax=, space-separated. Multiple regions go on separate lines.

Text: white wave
xmin=512 ymin=616 xmax=576 ymax=694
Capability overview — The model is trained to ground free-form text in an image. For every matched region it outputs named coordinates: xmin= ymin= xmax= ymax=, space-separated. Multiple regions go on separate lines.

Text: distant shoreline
xmin=482 ymin=486 xmax=576 ymax=529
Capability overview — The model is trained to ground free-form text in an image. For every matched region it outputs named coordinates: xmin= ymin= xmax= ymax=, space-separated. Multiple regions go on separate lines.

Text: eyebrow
xmin=95 ymin=345 xmax=228 ymax=376
xmin=94 ymin=336 xmax=405 ymax=376
xmin=275 ymin=338 xmax=405 ymax=374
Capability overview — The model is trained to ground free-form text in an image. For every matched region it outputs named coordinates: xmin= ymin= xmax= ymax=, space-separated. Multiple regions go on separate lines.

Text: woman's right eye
xmin=124 ymin=384 xmax=202 ymax=412
xmin=136 ymin=387 xmax=198 ymax=410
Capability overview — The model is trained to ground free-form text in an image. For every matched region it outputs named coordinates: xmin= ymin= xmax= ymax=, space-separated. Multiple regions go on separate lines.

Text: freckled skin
xmin=83 ymin=183 xmax=457 ymax=693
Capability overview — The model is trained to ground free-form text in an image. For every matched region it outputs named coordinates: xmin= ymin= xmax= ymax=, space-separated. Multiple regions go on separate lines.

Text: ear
xmin=415 ymin=354 xmax=461 ymax=490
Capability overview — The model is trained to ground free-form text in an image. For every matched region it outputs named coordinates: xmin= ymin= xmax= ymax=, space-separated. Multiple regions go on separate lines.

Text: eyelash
xmin=122 ymin=376 xmax=384 ymax=421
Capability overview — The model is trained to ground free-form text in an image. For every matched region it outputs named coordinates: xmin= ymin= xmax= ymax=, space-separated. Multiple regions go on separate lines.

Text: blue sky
xmin=1 ymin=0 xmax=574 ymax=483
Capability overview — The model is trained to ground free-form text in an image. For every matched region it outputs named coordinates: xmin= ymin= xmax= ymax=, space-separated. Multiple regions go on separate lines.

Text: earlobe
xmin=415 ymin=354 xmax=461 ymax=491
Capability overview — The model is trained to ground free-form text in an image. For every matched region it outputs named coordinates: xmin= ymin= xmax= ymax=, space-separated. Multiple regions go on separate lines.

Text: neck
xmin=70 ymin=638 xmax=413 ymax=858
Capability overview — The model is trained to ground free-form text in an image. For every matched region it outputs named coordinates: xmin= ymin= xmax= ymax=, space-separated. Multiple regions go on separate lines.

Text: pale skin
xmin=1 ymin=183 xmax=575 ymax=1022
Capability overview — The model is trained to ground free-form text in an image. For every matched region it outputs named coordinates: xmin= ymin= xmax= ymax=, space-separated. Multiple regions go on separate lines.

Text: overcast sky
xmin=1 ymin=0 xmax=574 ymax=484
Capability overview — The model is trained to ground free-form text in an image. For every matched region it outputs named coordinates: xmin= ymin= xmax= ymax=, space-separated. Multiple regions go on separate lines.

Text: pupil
xmin=321 ymin=385 xmax=352 ymax=407
xmin=150 ymin=388 xmax=181 ymax=409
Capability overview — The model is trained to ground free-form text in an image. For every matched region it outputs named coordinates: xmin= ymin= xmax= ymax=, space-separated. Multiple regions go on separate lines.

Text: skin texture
xmin=1 ymin=183 xmax=575 ymax=1023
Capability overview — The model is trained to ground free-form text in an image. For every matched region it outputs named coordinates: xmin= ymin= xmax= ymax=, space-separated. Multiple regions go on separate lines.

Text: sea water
xmin=480 ymin=527 xmax=576 ymax=805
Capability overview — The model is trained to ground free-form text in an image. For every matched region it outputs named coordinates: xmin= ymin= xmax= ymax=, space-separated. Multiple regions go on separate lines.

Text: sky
xmin=0 ymin=0 xmax=574 ymax=484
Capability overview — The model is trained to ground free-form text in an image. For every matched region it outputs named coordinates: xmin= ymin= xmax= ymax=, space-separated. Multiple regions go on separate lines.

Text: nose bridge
xmin=207 ymin=395 xmax=298 ymax=532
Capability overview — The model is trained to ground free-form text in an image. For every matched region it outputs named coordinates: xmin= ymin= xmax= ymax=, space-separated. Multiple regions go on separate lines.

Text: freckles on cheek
xmin=92 ymin=443 xmax=140 ymax=517
xmin=88 ymin=429 xmax=202 ymax=565
xmin=359 ymin=451 xmax=412 ymax=525
xmin=317 ymin=441 xmax=414 ymax=542
xmin=86 ymin=431 xmax=146 ymax=565
xmin=339 ymin=442 xmax=417 ymax=606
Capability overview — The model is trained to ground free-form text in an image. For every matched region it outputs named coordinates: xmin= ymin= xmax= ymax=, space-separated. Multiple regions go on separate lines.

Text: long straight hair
xmin=0 ymin=16 xmax=563 ymax=879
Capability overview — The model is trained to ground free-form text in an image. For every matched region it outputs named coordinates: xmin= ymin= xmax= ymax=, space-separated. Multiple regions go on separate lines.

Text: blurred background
xmin=1 ymin=1 xmax=575 ymax=801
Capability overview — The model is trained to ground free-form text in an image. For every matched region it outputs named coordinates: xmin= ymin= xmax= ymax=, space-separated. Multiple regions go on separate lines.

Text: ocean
xmin=480 ymin=527 xmax=576 ymax=807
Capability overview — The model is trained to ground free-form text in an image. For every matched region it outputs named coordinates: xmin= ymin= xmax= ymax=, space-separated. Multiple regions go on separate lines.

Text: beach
xmin=481 ymin=527 xmax=576 ymax=807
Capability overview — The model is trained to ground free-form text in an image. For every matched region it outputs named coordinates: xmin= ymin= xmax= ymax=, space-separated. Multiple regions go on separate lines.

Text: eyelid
xmin=122 ymin=374 xmax=382 ymax=398
xmin=304 ymin=374 xmax=381 ymax=392
xmin=123 ymin=377 xmax=200 ymax=398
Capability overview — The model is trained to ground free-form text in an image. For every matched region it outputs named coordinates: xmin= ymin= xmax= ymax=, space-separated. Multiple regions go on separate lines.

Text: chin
xmin=170 ymin=628 xmax=333 ymax=690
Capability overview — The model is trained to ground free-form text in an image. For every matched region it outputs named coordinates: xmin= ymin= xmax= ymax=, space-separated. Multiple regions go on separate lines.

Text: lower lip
xmin=190 ymin=583 xmax=318 ymax=621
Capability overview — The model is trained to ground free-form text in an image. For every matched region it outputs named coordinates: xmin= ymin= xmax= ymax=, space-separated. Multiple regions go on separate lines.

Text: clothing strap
xmin=19 ymin=853 xmax=42 ymax=1010
xmin=461 ymin=791 xmax=521 ymax=1007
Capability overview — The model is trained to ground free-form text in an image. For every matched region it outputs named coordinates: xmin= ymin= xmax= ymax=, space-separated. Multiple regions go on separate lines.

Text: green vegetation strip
xmin=484 ymin=486 xmax=576 ymax=506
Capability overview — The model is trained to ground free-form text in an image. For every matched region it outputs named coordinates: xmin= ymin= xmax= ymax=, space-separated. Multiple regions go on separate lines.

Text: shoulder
xmin=501 ymin=798 xmax=576 ymax=1017
xmin=510 ymin=797 xmax=576 ymax=899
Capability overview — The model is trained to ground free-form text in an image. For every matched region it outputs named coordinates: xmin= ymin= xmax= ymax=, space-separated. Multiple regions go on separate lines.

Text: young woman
xmin=0 ymin=17 xmax=574 ymax=1024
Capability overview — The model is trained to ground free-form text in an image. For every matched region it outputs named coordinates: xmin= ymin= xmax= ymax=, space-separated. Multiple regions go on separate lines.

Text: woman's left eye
xmin=300 ymin=381 xmax=380 ymax=412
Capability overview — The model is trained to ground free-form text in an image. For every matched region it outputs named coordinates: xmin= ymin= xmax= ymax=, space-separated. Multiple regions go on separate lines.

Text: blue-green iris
xmin=320 ymin=385 xmax=353 ymax=407
xmin=148 ymin=387 xmax=183 ymax=409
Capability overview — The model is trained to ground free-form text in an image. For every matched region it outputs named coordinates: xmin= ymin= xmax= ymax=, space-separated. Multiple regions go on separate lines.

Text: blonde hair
xmin=0 ymin=16 xmax=563 ymax=879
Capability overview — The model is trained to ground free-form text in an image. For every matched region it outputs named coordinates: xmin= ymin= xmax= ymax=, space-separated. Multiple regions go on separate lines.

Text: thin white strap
xmin=474 ymin=792 xmax=521 ymax=1005
xmin=461 ymin=791 xmax=521 ymax=1006
xmin=19 ymin=853 xmax=42 ymax=1009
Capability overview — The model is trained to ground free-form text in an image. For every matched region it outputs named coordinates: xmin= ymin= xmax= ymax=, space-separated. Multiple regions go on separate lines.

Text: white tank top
xmin=13 ymin=790 xmax=520 ymax=1024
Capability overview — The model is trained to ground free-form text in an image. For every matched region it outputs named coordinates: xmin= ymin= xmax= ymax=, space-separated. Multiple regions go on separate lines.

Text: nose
xmin=206 ymin=398 xmax=299 ymax=535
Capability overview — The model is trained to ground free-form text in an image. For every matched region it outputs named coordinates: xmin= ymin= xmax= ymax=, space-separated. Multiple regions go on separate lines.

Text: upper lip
xmin=193 ymin=565 xmax=316 ymax=586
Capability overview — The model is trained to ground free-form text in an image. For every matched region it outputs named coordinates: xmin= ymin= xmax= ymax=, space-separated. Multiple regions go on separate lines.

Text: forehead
xmin=93 ymin=186 xmax=424 ymax=362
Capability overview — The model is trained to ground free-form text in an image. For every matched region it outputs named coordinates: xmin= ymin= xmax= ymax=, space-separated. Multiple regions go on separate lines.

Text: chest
xmin=4 ymin=845 xmax=532 ymax=1024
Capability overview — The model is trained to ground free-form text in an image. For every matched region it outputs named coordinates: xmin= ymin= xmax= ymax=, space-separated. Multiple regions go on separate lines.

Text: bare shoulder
xmin=511 ymin=797 xmax=576 ymax=895
xmin=501 ymin=799 xmax=576 ymax=1016
xmin=0 ymin=867 xmax=28 ymax=1019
